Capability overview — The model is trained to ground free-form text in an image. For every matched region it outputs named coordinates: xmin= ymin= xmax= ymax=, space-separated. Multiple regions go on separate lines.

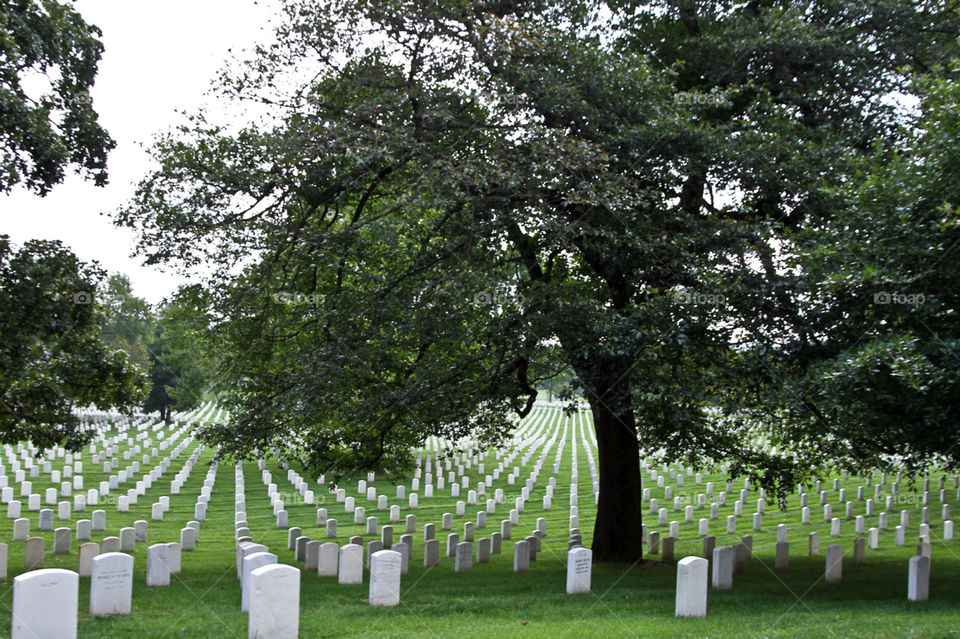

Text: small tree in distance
xmin=144 ymin=288 xmax=212 ymax=424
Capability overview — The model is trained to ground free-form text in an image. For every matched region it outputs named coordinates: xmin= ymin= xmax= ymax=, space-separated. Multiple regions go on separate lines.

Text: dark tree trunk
xmin=567 ymin=351 xmax=645 ymax=563
xmin=590 ymin=397 xmax=644 ymax=562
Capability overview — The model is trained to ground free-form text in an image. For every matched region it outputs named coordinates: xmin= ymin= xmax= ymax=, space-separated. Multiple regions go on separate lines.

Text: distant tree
xmin=144 ymin=288 xmax=211 ymax=423
xmin=0 ymin=0 xmax=114 ymax=194
xmin=100 ymin=273 xmax=154 ymax=375
xmin=531 ymin=352 xmax=579 ymax=403
xmin=0 ymin=235 xmax=146 ymax=449
xmin=143 ymin=332 xmax=176 ymax=424
xmin=543 ymin=372 xmax=581 ymax=404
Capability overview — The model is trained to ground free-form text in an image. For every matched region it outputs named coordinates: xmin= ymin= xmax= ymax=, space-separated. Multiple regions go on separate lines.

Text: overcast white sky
xmin=0 ymin=0 xmax=278 ymax=304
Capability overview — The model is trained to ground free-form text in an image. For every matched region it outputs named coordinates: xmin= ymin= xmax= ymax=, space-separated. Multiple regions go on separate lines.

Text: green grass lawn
xmin=0 ymin=404 xmax=958 ymax=638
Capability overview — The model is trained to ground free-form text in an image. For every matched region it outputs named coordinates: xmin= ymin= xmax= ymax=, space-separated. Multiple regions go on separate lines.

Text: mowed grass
xmin=0 ymin=405 xmax=957 ymax=638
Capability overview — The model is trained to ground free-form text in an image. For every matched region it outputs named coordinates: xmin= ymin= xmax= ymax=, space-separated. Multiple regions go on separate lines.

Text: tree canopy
xmin=750 ymin=65 xmax=960 ymax=474
xmin=117 ymin=0 xmax=960 ymax=561
xmin=0 ymin=0 xmax=114 ymax=194
xmin=0 ymin=235 xmax=146 ymax=450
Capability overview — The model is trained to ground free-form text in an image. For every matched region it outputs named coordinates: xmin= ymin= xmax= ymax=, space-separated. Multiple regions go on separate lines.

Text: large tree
xmin=0 ymin=235 xmax=146 ymax=449
xmin=117 ymin=0 xmax=959 ymax=561
xmin=0 ymin=0 xmax=114 ymax=194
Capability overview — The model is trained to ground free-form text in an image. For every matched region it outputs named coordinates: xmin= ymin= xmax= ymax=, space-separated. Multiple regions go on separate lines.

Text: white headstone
xmin=712 ymin=546 xmax=733 ymax=589
xmin=513 ymin=540 xmax=530 ymax=572
xmin=825 ymin=544 xmax=843 ymax=583
xmin=12 ymin=517 xmax=29 ymax=540
xmin=675 ymin=556 xmax=708 ymax=617
xmin=455 ymin=541 xmax=472 ymax=572
xmin=369 ymin=549 xmax=402 ymax=606
xmin=908 ymin=554 xmax=930 ymax=601
xmin=241 ymin=552 xmax=278 ymax=613
xmin=90 ymin=553 xmax=133 ymax=616
xmin=318 ymin=542 xmax=338 ymax=577
xmin=338 ymin=544 xmax=363 ymax=585
xmin=180 ymin=527 xmax=198 ymax=551
xmin=77 ymin=542 xmax=98 ymax=577
xmin=146 ymin=543 xmax=170 ymax=586
xmin=12 ymin=568 xmax=78 ymax=639
xmin=423 ymin=539 xmax=440 ymax=567
xmin=566 ymin=547 xmax=591 ymax=594
xmin=248 ymin=564 xmax=300 ymax=639
xmin=166 ymin=542 xmax=182 ymax=573
xmin=119 ymin=528 xmax=135 ymax=552
xmin=24 ymin=537 xmax=43 ymax=569
xmin=775 ymin=541 xmax=789 ymax=571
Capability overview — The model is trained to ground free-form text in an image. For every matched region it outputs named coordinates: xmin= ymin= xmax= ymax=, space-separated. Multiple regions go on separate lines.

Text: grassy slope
xmin=0 ymin=405 xmax=957 ymax=638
